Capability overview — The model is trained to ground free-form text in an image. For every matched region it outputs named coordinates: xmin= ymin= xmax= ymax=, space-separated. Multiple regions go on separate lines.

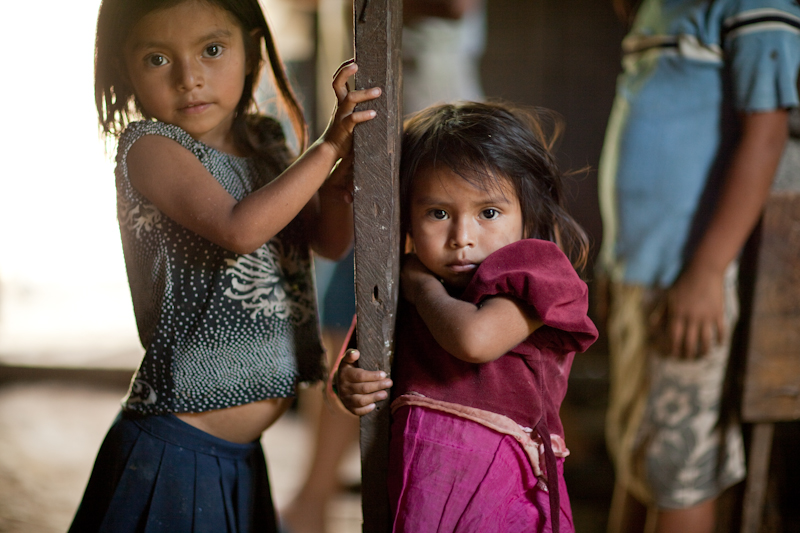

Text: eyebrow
xmin=413 ymin=193 xmax=513 ymax=206
xmin=131 ymin=28 xmax=234 ymax=51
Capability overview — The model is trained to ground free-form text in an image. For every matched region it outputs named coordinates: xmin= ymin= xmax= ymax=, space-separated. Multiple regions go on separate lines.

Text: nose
xmin=449 ymin=217 xmax=474 ymax=249
xmin=174 ymin=58 xmax=203 ymax=91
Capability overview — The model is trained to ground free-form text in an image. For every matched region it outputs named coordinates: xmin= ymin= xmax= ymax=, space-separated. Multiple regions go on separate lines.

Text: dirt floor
xmin=0 ymin=380 xmax=362 ymax=533
xmin=0 ymin=365 xmax=614 ymax=533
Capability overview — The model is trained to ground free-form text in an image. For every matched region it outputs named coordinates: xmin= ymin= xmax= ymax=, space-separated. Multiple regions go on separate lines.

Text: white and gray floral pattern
xmin=118 ymin=197 xmax=164 ymax=239
xmin=650 ymin=377 xmax=699 ymax=428
xmin=638 ymin=266 xmax=744 ymax=508
xmin=224 ymin=239 xmax=315 ymax=325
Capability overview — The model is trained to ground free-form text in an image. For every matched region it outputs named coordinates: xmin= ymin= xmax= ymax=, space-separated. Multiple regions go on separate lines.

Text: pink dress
xmin=390 ymin=239 xmax=598 ymax=533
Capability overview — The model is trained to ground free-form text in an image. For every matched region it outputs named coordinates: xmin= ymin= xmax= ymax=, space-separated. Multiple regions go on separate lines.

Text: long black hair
xmin=400 ymin=101 xmax=589 ymax=271
xmin=94 ymin=0 xmax=307 ymax=157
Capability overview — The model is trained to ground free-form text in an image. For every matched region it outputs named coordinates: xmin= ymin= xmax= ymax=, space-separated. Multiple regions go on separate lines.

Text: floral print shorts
xmin=605 ymin=266 xmax=746 ymax=509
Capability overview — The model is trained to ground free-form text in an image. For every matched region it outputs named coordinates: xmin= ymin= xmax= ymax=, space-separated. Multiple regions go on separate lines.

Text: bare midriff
xmin=176 ymin=397 xmax=294 ymax=444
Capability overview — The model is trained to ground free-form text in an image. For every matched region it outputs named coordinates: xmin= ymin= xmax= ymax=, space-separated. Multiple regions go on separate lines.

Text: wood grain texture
xmin=741 ymin=422 xmax=775 ymax=533
xmin=742 ymin=191 xmax=800 ymax=422
xmin=352 ymin=0 xmax=403 ymax=530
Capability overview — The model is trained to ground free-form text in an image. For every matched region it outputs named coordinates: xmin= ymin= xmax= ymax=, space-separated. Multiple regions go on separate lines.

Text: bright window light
xmin=0 ymin=1 xmax=141 ymax=368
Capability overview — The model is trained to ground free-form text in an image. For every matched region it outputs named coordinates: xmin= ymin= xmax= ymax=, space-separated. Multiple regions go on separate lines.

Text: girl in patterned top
xmin=70 ymin=0 xmax=380 ymax=531
xmin=337 ymin=102 xmax=598 ymax=532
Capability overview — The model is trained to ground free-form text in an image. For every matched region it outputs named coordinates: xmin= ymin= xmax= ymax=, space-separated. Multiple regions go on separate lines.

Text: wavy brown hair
xmin=400 ymin=101 xmax=589 ymax=272
xmin=94 ymin=0 xmax=307 ymax=157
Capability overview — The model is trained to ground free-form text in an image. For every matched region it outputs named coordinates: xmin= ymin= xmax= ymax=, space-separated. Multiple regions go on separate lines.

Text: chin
xmin=441 ymin=275 xmax=473 ymax=292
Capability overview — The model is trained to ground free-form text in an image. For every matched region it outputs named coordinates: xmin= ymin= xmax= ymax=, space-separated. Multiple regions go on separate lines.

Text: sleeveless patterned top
xmin=116 ymin=120 xmax=324 ymax=415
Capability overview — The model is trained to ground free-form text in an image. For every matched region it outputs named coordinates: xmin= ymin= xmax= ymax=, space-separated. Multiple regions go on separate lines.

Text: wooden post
xmin=739 ymin=191 xmax=800 ymax=533
xmin=352 ymin=0 xmax=403 ymax=531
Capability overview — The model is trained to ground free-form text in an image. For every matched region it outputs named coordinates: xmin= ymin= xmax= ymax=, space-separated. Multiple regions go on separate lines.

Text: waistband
xmin=121 ymin=410 xmax=262 ymax=460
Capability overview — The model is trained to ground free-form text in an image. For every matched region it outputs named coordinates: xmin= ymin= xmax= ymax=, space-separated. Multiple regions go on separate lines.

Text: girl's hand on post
xmin=337 ymin=349 xmax=393 ymax=416
xmin=320 ymin=60 xmax=382 ymax=159
xmin=306 ymin=60 xmax=378 ymax=260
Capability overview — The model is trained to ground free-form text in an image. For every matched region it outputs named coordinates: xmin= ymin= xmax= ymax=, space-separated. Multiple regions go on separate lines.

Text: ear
xmin=404 ymin=234 xmax=415 ymax=254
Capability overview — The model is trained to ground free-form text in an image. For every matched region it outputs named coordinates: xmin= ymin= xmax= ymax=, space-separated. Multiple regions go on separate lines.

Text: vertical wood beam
xmin=352 ymin=0 xmax=403 ymax=531
xmin=741 ymin=422 xmax=775 ymax=533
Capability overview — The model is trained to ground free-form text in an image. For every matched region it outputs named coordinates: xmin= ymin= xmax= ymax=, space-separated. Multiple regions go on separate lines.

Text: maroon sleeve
xmin=461 ymin=239 xmax=598 ymax=353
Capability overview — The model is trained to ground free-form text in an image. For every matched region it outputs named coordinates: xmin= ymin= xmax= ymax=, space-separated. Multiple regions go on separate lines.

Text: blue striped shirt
xmin=598 ymin=0 xmax=800 ymax=286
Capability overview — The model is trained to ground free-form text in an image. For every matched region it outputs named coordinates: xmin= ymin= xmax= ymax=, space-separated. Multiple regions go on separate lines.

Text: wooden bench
xmin=740 ymin=191 xmax=800 ymax=533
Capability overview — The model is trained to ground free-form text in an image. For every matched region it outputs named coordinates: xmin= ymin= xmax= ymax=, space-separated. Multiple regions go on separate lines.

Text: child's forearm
xmin=685 ymin=109 xmax=789 ymax=276
xmin=127 ymin=137 xmax=341 ymax=255
xmin=307 ymin=190 xmax=354 ymax=260
xmin=306 ymin=156 xmax=355 ymax=260
xmin=412 ymin=278 xmax=541 ymax=364
xmin=127 ymin=62 xmax=379 ymax=256
xmin=228 ymin=140 xmax=345 ymax=251
xmin=666 ymin=109 xmax=789 ymax=357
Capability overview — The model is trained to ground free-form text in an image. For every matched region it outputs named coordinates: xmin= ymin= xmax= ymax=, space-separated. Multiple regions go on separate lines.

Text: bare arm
xmin=667 ymin=109 xmax=789 ymax=358
xmin=402 ymin=255 xmax=543 ymax=363
xmin=127 ymin=62 xmax=380 ymax=256
xmin=302 ymin=154 xmax=355 ymax=260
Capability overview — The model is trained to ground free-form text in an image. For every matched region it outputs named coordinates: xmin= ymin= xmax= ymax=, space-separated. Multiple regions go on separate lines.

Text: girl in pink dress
xmin=337 ymin=101 xmax=598 ymax=533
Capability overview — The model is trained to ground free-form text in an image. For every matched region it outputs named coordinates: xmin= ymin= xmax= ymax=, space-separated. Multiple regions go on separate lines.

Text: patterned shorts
xmin=605 ymin=267 xmax=746 ymax=509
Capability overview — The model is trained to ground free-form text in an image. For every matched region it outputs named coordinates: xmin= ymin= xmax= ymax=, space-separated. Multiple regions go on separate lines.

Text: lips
xmin=446 ymin=261 xmax=477 ymax=273
xmin=179 ymin=101 xmax=211 ymax=114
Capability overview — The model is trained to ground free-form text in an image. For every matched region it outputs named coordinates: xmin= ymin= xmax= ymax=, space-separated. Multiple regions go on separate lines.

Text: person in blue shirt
xmin=598 ymin=1 xmax=800 ymax=532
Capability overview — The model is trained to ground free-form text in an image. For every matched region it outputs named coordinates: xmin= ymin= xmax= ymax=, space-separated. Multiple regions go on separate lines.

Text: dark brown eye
xmin=147 ymin=54 xmax=167 ymax=67
xmin=205 ymin=44 xmax=222 ymax=57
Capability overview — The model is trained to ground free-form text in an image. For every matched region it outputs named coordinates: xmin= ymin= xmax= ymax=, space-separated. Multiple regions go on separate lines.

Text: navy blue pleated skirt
xmin=69 ymin=411 xmax=277 ymax=533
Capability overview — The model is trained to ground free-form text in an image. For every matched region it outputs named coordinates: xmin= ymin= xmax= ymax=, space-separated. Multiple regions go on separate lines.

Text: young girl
xmin=70 ymin=0 xmax=380 ymax=531
xmin=337 ymin=102 xmax=598 ymax=533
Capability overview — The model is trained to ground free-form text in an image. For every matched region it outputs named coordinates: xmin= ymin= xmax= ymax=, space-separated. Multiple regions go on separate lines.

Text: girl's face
xmin=124 ymin=0 xmax=249 ymax=153
xmin=409 ymin=164 xmax=524 ymax=289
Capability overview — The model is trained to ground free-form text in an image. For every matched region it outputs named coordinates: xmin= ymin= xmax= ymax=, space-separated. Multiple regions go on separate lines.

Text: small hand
xmin=321 ymin=60 xmax=382 ymax=158
xmin=658 ymin=265 xmax=726 ymax=359
xmin=400 ymin=253 xmax=439 ymax=305
xmin=337 ymin=349 xmax=393 ymax=416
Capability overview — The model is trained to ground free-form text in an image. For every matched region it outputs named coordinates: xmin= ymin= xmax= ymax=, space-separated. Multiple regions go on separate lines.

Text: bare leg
xmin=282 ymin=401 xmax=359 ymax=532
xmin=608 ymin=484 xmax=648 ymax=533
xmin=282 ymin=329 xmax=360 ymax=533
xmin=654 ymin=498 xmax=716 ymax=533
xmin=607 ymin=483 xmax=717 ymax=533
